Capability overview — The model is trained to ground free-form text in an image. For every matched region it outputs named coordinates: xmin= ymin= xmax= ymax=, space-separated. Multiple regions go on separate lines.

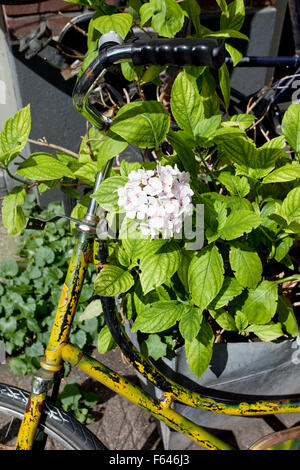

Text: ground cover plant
xmin=0 ymin=0 xmax=299 ymax=379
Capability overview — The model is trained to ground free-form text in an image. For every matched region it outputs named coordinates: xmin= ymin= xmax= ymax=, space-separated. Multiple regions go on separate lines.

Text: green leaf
xmin=111 ymin=101 xmax=169 ymax=149
xmin=226 ymin=114 xmax=255 ymax=130
xmin=0 ymin=258 xmax=19 ymax=277
xmin=93 ymin=13 xmax=133 ymax=39
xmin=281 ymin=103 xmax=300 ymax=153
xmin=1 ymin=186 xmax=26 ymax=236
xmin=142 ymin=334 xmax=167 ymax=360
xmin=139 ymin=240 xmax=181 ymax=294
xmin=25 ymin=341 xmax=44 ymax=358
xmin=275 ymin=236 xmax=294 ymax=262
xmin=0 ymin=316 xmax=17 ymax=335
xmin=225 ymin=43 xmax=242 ymax=66
xmin=179 ymin=306 xmax=202 ymax=341
xmin=92 ymin=175 xmax=128 ymax=211
xmin=245 ymin=322 xmax=283 ymax=342
xmin=220 ymin=0 xmax=245 ymax=31
xmin=94 ymin=265 xmax=134 ymax=296
xmin=209 ymin=309 xmax=237 ymax=331
xmin=203 ymin=29 xmax=248 ymax=40
xmin=78 ymin=299 xmax=103 ymax=321
xmin=122 ymin=238 xmax=148 ymax=262
xmin=132 ymin=300 xmax=184 ymax=333
xmin=74 ymin=162 xmax=98 ymax=185
xmin=241 ymin=281 xmax=278 ymax=325
xmin=144 ymin=0 xmax=186 ymax=38
xmin=262 ymin=164 xmax=300 ymax=183
xmin=220 ymin=210 xmax=261 ymax=240
xmin=218 ymin=63 xmax=230 ymax=111
xmin=235 ymin=310 xmax=248 ymax=332
xmin=217 ymin=172 xmax=250 ymax=197
xmin=97 ymin=325 xmax=116 ymax=354
xmin=17 ymin=153 xmax=74 ymax=180
xmin=185 ymin=320 xmax=214 ymax=378
xmin=194 ymin=115 xmax=222 ymax=141
xmin=218 ymin=135 xmax=285 ymax=179
xmin=209 ymin=276 xmax=244 ymax=309
xmin=281 ymin=186 xmax=300 ymax=223
xmin=181 ymin=0 xmax=201 ymax=35
xmin=229 ymin=245 xmax=262 ymax=289
xmin=188 ymin=245 xmax=224 ymax=313
xmin=0 ymin=104 xmax=31 ymax=164
xmin=170 ymin=72 xmax=204 ymax=137
xmin=277 ymin=295 xmax=298 ymax=337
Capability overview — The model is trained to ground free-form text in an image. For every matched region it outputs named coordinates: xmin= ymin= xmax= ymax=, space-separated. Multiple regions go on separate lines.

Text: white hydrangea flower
xmin=117 ymin=165 xmax=194 ymax=239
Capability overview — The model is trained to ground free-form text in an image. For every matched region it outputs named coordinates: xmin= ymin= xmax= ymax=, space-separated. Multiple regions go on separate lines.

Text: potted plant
xmin=1 ymin=0 xmax=299 ymax=446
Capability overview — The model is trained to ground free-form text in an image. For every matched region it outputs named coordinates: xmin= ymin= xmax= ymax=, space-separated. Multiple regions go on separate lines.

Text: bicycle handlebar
xmin=73 ymin=34 xmax=225 ymax=129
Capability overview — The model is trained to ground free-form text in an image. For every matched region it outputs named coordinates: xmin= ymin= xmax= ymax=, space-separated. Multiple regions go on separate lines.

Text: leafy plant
xmin=0 ymin=195 xmax=106 ymax=375
xmin=0 ymin=0 xmax=299 ymax=380
xmin=58 ymin=379 xmax=99 ymax=424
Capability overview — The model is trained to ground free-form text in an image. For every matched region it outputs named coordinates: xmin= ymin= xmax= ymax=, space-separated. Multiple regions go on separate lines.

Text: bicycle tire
xmin=0 ymin=383 xmax=107 ymax=450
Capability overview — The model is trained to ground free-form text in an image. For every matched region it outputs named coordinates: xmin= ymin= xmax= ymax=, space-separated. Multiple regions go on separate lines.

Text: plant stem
xmin=28 ymin=138 xmax=78 ymax=158
xmin=5 ymin=167 xmax=25 ymax=185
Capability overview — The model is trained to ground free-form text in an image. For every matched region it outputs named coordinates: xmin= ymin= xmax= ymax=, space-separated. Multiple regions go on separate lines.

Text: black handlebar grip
xmin=130 ymin=38 xmax=225 ymax=69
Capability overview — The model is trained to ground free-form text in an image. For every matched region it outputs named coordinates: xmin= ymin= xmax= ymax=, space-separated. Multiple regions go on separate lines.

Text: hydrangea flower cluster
xmin=117 ymin=165 xmax=194 ymax=238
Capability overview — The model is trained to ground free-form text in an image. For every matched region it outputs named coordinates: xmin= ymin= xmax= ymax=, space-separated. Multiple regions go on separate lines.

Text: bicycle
xmin=0 ymin=21 xmax=300 ymax=451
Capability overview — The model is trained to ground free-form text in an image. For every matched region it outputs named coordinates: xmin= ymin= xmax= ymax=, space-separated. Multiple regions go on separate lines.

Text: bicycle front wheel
xmin=0 ymin=383 xmax=107 ymax=450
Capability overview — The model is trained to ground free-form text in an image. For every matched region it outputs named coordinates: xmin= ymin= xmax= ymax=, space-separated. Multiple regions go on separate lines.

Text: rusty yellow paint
xmin=14 ymin=393 xmax=46 ymax=450
xmin=61 ymin=343 xmax=234 ymax=450
xmin=41 ymin=233 xmax=91 ymax=371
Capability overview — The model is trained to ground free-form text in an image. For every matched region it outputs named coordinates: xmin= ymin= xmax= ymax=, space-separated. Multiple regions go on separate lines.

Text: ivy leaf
xmin=141 ymin=334 xmax=167 ymax=361
xmin=229 ymin=245 xmax=262 ymax=289
xmin=92 ymin=175 xmax=128 ymax=212
xmin=188 ymin=245 xmax=224 ymax=313
xmin=78 ymin=299 xmax=103 ymax=322
xmin=17 ymin=153 xmax=75 ymax=180
xmin=93 ymin=13 xmax=133 ymax=39
xmin=111 ymin=101 xmax=170 ymax=149
xmin=1 ymin=186 xmax=26 ymax=236
xmin=220 ymin=210 xmax=261 ymax=240
xmin=245 ymin=322 xmax=283 ymax=342
xmin=0 ymin=104 xmax=31 ymax=165
xmin=171 ymin=72 xmax=204 ymax=137
xmin=179 ymin=306 xmax=202 ymax=342
xmin=0 ymin=258 xmax=19 ymax=277
xmin=139 ymin=240 xmax=181 ymax=294
xmin=241 ymin=281 xmax=278 ymax=325
xmin=94 ymin=265 xmax=134 ymax=296
xmin=281 ymin=103 xmax=300 ymax=153
xmin=185 ymin=320 xmax=214 ymax=378
xmin=132 ymin=300 xmax=184 ymax=333
xmin=97 ymin=325 xmax=116 ymax=354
